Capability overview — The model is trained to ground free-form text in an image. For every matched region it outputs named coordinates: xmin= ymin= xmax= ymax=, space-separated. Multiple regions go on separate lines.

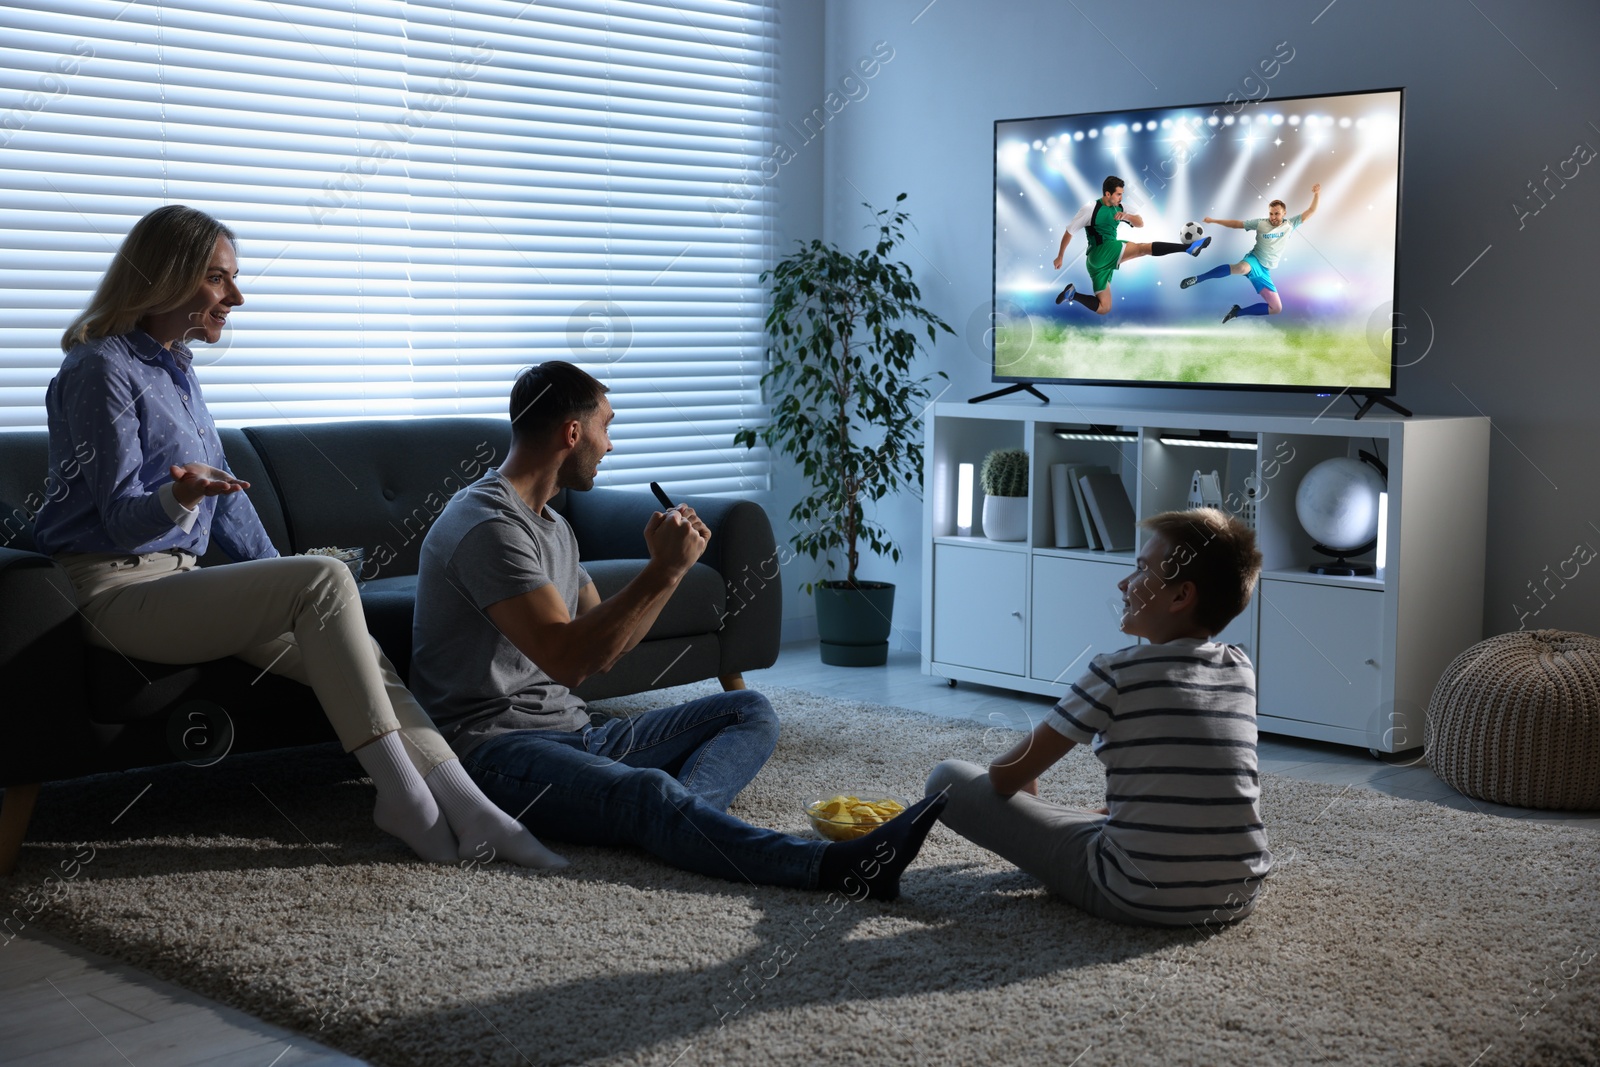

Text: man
xmin=409 ymin=360 xmax=944 ymax=897
xmin=1052 ymin=174 xmax=1210 ymax=314
xmin=1181 ymin=183 xmax=1321 ymax=322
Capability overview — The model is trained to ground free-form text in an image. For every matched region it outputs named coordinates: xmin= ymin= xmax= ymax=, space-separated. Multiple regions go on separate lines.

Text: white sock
xmin=353 ymin=731 xmax=459 ymax=864
xmin=424 ymin=759 xmax=569 ymax=870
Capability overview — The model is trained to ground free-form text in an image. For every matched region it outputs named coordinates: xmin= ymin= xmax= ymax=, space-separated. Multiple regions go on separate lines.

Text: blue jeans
xmin=461 ymin=690 xmax=825 ymax=889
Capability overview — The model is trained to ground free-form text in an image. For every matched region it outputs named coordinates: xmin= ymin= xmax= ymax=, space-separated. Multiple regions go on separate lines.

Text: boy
xmin=925 ymin=507 xmax=1271 ymax=927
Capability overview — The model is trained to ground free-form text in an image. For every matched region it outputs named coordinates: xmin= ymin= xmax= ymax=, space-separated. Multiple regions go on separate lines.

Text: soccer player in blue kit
xmin=1182 ymin=183 xmax=1321 ymax=323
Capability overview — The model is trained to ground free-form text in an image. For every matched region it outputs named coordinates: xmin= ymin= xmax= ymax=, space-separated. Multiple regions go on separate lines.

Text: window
xmin=0 ymin=0 xmax=775 ymax=494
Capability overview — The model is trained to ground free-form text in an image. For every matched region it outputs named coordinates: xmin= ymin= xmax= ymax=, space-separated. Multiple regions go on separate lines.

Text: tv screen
xmin=993 ymin=88 xmax=1403 ymax=395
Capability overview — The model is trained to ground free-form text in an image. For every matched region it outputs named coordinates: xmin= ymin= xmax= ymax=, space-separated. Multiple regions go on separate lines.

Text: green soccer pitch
xmin=996 ymin=318 xmax=1391 ymax=389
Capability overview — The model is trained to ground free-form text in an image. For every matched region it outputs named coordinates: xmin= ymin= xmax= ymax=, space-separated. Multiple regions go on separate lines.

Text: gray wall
xmin=764 ymin=0 xmax=1600 ymax=648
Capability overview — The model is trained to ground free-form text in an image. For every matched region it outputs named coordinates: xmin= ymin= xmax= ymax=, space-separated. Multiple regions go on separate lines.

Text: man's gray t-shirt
xmin=410 ymin=470 xmax=593 ymax=754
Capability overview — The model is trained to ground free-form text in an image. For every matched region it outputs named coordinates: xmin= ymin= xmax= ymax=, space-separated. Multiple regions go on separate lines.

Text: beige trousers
xmin=58 ymin=549 xmax=455 ymax=773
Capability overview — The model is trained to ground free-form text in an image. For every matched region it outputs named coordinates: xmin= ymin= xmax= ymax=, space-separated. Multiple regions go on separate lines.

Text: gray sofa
xmin=0 ymin=417 xmax=782 ymax=873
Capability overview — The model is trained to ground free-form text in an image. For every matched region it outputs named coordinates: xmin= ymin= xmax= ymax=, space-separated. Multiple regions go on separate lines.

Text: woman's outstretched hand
xmin=169 ymin=462 xmax=249 ymax=508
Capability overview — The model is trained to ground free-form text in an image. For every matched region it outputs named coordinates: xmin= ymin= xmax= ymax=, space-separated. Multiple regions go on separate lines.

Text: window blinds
xmin=0 ymin=0 xmax=775 ymax=494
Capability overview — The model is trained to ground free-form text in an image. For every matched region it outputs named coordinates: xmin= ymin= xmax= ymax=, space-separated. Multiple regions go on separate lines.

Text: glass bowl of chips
xmin=803 ymin=792 xmax=910 ymax=842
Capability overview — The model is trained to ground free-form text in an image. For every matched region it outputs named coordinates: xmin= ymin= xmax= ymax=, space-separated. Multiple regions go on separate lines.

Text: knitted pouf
xmin=1426 ymin=630 xmax=1600 ymax=809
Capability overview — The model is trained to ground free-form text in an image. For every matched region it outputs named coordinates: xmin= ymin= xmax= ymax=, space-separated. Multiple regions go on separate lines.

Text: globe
xmin=1294 ymin=457 xmax=1385 ymax=552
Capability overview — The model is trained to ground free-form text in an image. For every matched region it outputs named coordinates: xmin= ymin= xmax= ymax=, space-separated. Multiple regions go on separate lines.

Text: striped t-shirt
xmin=1047 ymin=638 xmax=1272 ymax=925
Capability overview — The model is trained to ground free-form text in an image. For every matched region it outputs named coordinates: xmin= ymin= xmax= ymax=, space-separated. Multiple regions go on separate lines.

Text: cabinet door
xmin=1030 ymin=556 xmax=1131 ymax=685
xmin=932 ymin=544 xmax=1027 ymax=675
xmin=1256 ymin=580 xmax=1384 ymax=732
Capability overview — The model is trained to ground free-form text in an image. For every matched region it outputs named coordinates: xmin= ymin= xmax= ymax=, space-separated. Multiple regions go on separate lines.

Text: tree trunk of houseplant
xmin=815 ymin=581 xmax=895 ymax=666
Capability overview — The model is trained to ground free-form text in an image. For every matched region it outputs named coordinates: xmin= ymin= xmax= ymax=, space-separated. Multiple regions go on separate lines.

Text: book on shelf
xmin=1049 ymin=463 xmax=1089 ymax=548
xmin=1079 ymin=471 xmax=1136 ymax=552
xmin=1067 ymin=464 xmax=1110 ymax=550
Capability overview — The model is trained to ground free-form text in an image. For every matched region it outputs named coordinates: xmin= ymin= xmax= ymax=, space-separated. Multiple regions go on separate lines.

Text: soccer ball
xmin=1180 ymin=221 xmax=1204 ymax=243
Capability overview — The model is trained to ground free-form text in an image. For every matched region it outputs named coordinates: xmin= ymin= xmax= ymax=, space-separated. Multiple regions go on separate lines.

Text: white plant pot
xmin=982 ymin=495 xmax=1028 ymax=541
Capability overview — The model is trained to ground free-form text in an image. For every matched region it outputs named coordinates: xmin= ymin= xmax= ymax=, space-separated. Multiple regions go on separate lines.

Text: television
xmin=991 ymin=88 xmax=1404 ymax=404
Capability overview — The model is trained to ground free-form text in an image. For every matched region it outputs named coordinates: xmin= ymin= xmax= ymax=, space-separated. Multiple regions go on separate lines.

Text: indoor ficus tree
xmin=736 ymin=194 xmax=954 ymax=594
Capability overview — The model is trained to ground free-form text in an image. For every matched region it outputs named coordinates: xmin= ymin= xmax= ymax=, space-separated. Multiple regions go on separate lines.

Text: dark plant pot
xmin=815 ymin=581 xmax=895 ymax=667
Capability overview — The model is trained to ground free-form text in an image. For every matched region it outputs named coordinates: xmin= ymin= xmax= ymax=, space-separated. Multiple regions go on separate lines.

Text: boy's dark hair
xmin=1269 ymin=198 xmax=1288 ymax=211
xmin=509 ymin=361 xmax=608 ymax=443
xmin=1139 ymin=507 xmax=1263 ymax=635
xmin=1102 ymin=175 xmax=1125 ymax=196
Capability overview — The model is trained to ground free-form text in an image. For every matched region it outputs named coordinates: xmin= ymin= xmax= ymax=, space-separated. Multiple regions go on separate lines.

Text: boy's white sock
xmin=424 ymin=759 xmax=569 ymax=870
xmin=353 ymin=730 xmax=459 ymax=863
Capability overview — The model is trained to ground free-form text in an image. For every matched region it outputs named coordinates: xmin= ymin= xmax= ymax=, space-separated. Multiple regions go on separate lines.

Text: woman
xmin=34 ymin=204 xmax=565 ymax=870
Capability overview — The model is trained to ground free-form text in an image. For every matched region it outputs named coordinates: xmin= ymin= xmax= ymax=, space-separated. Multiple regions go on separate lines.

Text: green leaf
xmin=747 ymin=196 xmax=954 ymax=592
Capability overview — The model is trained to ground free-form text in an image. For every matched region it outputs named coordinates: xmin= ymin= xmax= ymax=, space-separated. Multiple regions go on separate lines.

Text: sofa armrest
xmin=562 ymin=489 xmax=782 ymax=675
xmin=0 ymin=548 xmax=97 ymax=785
xmin=699 ymin=497 xmax=783 ymax=674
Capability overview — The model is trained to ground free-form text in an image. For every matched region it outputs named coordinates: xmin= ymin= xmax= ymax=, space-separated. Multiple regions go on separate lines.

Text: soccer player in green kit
xmin=1052 ymin=175 xmax=1210 ymax=314
xmin=1182 ymin=183 xmax=1321 ymax=322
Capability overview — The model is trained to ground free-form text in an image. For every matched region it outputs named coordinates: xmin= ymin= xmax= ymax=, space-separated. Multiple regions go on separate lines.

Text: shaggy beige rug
xmin=4 ymin=683 xmax=1598 ymax=1067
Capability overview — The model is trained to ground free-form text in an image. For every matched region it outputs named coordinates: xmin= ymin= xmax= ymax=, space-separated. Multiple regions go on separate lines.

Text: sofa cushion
xmin=584 ymin=560 xmax=726 ymax=640
xmin=245 ymin=418 xmax=510 ymax=579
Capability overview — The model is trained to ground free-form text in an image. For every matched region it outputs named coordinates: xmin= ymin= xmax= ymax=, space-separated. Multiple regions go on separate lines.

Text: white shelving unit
xmin=921 ymin=402 xmax=1490 ymax=754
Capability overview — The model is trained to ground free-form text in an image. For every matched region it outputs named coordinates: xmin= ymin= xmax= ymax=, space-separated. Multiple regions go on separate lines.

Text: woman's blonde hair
xmin=61 ymin=205 xmax=236 ymax=352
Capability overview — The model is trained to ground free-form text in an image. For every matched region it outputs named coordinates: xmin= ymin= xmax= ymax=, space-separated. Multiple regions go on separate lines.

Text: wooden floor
xmin=0 ymin=928 xmax=360 ymax=1066
xmin=2 ymin=640 xmax=1594 ymax=1065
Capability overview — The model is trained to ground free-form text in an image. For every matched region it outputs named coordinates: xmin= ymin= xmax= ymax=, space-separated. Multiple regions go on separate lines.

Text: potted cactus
xmin=735 ymin=195 xmax=954 ymax=666
xmin=981 ymin=448 xmax=1029 ymax=542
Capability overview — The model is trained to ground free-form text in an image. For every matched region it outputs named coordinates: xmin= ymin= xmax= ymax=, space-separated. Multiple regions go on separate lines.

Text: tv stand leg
xmin=1351 ymin=393 xmax=1413 ymax=420
xmin=969 ymin=383 xmax=1049 ymax=405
